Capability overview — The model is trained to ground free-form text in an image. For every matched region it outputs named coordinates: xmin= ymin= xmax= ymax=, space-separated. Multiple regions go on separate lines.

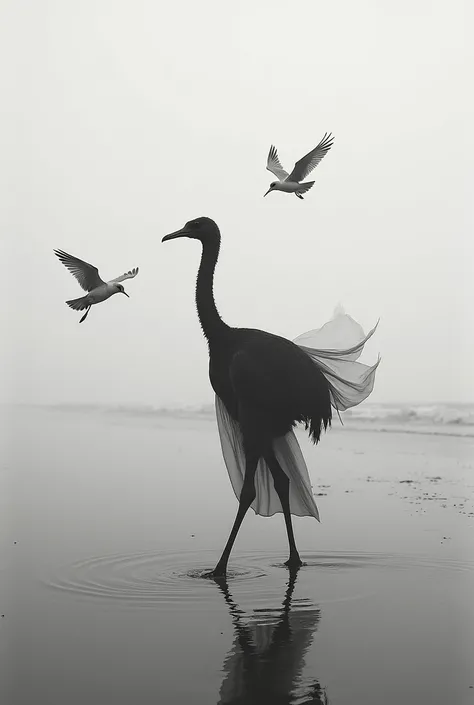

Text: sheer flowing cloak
xmin=215 ymin=312 xmax=381 ymax=520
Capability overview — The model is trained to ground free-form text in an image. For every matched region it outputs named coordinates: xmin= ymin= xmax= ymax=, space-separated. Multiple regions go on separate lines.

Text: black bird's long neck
xmin=195 ymin=236 xmax=228 ymax=343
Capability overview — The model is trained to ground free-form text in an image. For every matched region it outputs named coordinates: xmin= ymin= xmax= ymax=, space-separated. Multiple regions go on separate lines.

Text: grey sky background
xmin=2 ymin=0 xmax=473 ymax=407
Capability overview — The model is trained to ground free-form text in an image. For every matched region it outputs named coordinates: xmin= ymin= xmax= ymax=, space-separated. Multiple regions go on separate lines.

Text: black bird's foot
xmin=202 ymin=566 xmax=227 ymax=581
xmin=284 ymin=555 xmax=305 ymax=568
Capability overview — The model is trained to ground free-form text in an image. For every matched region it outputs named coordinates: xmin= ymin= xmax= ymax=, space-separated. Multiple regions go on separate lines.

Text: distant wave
xmin=342 ymin=403 xmax=474 ymax=427
xmin=36 ymin=402 xmax=474 ymax=437
xmin=330 ymin=403 xmax=474 ymax=437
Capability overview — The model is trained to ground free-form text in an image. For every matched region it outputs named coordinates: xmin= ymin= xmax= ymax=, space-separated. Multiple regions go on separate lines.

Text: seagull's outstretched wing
xmin=266 ymin=145 xmax=289 ymax=181
xmin=54 ymin=249 xmax=104 ymax=291
xmin=288 ymin=133 xmax=334 ymax=183
xmin=110 ymin=267 xmax=139 ymax=284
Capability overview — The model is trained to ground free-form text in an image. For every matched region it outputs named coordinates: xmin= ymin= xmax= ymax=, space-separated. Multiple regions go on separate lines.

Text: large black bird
xmin=162 ymin=217 xmax=379 ymax=578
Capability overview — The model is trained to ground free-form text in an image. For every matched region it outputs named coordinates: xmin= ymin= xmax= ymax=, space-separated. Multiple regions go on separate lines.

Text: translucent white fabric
xmin=216 ymin=397 xmax=321 ymax=519
xmin=293 ymin=311 xmax=380 ymax=413
xmin=215 ymin=310 xmax=380 ymax=520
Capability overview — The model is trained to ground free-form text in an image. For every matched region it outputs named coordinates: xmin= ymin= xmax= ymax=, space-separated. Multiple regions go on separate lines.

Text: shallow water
xmin=2 ymin=406 xmax=474 ymax=704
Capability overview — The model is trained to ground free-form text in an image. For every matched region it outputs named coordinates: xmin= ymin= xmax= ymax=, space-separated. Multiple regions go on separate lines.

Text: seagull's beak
xmin=162 ymin=227 xmax=190 ymax=242
xmin=263 ymin=188 xmax=272 ymax=197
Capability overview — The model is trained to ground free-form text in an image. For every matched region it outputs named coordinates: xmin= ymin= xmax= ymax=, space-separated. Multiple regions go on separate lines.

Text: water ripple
xmin=44 ymin=548 xmax=473 ymax=609
xmin=46 ymin=549 xmax=267 ymax=608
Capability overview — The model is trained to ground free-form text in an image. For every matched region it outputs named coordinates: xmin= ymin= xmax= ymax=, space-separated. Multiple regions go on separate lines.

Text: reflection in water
xmin=216 ymin=568 xmax=328 ymax=704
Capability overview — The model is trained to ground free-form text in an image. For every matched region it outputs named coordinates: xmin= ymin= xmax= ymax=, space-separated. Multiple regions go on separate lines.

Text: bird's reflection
xmin=215 ymin=567 xmax=328 ymax=704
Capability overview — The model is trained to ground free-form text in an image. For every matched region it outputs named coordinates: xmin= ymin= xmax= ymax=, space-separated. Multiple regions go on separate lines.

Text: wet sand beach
xmin=2 ymin=405 xmax=474 ymax=704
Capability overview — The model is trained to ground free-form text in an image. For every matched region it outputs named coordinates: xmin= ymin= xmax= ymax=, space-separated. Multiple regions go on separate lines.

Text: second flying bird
xmin=264 ymin=133 xmax=334 ymax=200
xmin=54 ymin=249 xmax=139 ymax=323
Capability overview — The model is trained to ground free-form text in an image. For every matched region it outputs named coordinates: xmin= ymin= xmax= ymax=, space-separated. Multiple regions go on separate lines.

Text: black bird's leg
xmin=205 ymin=453 xmax=258 ymax=578
xmin=295 ymin=193 xmax=304 ymax=200
xmin=79 ymin=306 xmax=91 ymax=323
xmin=264 ymin=450 xmax=304 ymax=568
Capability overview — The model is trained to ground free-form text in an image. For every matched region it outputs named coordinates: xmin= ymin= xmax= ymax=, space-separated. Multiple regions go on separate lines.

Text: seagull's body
xmin=265 ymin=133 xmax=334 ymax=199
xmin=54 ymin=249 xmax=139 ymax=322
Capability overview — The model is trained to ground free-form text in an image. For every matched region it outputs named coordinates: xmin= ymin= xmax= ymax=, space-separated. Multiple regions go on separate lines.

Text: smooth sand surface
xmin=2 ymin=406 xmax=473 ymax=704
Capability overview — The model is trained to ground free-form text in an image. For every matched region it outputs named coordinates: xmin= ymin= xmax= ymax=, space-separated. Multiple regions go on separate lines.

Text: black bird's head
xmin=162 ymin=217 xmax=220 ymax=245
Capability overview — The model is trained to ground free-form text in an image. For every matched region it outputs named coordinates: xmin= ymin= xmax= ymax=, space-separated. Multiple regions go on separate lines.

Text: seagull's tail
xmin=66 ymin=296 xmax=89 ymax=311
xmin=296 ymin=181 xmax=315 ymax=197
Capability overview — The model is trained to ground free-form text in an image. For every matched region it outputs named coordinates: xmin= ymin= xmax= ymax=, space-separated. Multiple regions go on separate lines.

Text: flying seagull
xmin=264 ymin=133 xmax=334 ymax=199
xmin=54 ymin=249 xmax=139 ymax=323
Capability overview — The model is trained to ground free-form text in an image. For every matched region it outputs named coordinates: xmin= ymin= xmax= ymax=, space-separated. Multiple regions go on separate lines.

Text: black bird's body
xmin=208 ymin=327 xmax=332 ymax=445
xmin=163 ymin=217 xmax=333 ymax=577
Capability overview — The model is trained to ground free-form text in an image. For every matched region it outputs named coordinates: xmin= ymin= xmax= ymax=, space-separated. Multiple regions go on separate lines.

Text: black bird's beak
xmin=122 ymin=291 xmax=130 ymax=298
xmin=263 ymin=188 xmax=271 ymax=197
xmin=162 ymin=227 xmax=190 ymax=242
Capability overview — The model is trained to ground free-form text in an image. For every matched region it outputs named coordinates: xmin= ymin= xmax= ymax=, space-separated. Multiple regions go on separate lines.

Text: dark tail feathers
xmin=305 ymin=411 xmax=332 ymax=444
xmin=296 ymin=181 xmax=315 ymax=199
xmin=303 ymin=380 xmax=333 ymax=444
xmin=66 ymin=296 xmax=89 ymax=311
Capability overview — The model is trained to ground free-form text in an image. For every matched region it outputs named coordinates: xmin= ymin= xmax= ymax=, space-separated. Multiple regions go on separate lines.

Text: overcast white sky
xmin=2 ymin=0 xmax=473 ymax=407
